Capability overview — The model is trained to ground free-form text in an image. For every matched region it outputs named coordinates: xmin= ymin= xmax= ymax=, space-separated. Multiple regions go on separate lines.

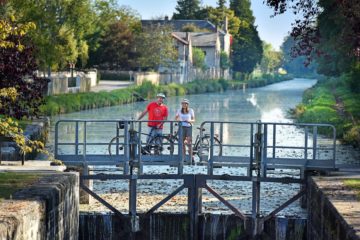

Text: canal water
xmin=49 ymin=78 xmax=359 ymax=217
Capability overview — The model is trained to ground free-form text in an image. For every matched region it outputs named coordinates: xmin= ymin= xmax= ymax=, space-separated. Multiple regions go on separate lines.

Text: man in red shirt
xmin=137 ymin=93 xmax=168 ymax=144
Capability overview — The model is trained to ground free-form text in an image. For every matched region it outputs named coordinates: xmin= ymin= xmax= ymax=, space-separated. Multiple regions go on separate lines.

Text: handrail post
xmin=261 ymin=124 xmax=268 ymax=177
xmin=129 ymin=174 xmax=139 ymax=232
xmin=83 ymin=121 xmax=88 ymax=169
xmin=312 ymin=126 xmax=317 ymax=160
xmin=124 ymin=121 xmax=129 ymax=175
xmin=249 ymin=123 xmax=254 ymax=177
xmin=207 ymin=122 xmax=215 ymax=175
xmin=138 ymin=121 xmax=143 ymax=174
xmin=252 ymin=121 xmax=263 ymax=237
xmin=54 ymin=121 xmax=59 ymax=159
xmin=75 ymin=121 xmax=79 ymax=156
xmin=178 ymin=124 xmax=184 ymax=174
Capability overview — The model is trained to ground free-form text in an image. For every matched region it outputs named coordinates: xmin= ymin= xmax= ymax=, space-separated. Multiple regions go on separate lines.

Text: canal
xmin=49 ymin=78 xmax=359 ymax=217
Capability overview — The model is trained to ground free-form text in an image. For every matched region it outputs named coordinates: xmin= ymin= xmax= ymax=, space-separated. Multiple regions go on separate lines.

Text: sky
xmin=117 ymin=0 xmax=298 ymax=51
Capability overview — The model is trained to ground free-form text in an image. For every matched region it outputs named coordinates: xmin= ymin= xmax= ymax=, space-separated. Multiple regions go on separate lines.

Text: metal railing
xmin=55 ymin=120 xmax=337 ymax=174
xmin=199 ymin=121 xmax=337 ymax=175
xmin=55 ymin=119 xmax=190 ymax=174
xmin=53 ymin=119 xmax=338 ymax=238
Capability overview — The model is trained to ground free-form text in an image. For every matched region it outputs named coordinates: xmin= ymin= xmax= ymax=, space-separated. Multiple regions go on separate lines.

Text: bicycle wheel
xmin=147 ymin=136 xmax=175 ymax=155
xmin=195 ymin=136 xmax=222 ymax=158
xmin=108 ymin=136 xmax=125 ymax=157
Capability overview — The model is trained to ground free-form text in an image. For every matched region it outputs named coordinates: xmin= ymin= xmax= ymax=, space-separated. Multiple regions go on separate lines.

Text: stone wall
xmin=0 ymin=173 xmax=79 ymax=240
xmin=307 ymin=177 xmax=360 ymax=240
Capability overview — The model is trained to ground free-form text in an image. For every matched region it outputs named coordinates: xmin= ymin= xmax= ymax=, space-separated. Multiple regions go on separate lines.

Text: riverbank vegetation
xmin=41 ymin=73 xmax=291 ymax=116
xmin=292 ymin=75 xmax=360 ymax=147
xmin=343 ymin=179 xmax=360 ymax=200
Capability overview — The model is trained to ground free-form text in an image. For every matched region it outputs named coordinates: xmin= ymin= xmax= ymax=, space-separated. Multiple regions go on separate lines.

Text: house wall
xmin=202 ymin=47 xmax=218 ymax=68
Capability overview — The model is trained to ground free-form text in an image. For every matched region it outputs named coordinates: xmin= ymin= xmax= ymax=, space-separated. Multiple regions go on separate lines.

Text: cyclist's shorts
xmin=181 ymin=126 xmax=192 ymax=138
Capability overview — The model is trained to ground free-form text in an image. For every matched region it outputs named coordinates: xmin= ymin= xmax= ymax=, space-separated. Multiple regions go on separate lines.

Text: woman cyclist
xmin=175 ymin=98 xmax=195 ymax=162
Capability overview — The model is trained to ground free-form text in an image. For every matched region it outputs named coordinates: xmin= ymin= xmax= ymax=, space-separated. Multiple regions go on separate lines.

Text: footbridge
xmin=55 ymin=120 xmax=338 ymax=238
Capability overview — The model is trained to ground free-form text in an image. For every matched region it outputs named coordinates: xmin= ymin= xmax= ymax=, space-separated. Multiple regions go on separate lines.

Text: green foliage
xmin=259 ymin=42 xmax=282 ymax=74
xmin=293 ymin=76 xmax=360 ymax=145
xmin=231 ymin=20 xmax=263 ymax=74
xmin=192 ymin=47 xmax=206 ymax=69
xmin=135 ymin=24 xmax=178 ymax=71
xmin=345 ymin=63 xmax=360 ymax=93
xmin=88 ymin=5 xmax=141 ymax=70
xmin=92 ymin=21 xmax=136 ymax=69
xmin=220 ymin=51 xmax=231 ymax=70
xmin=4 ymin=0 xmax=95 ymax=72
xmin=280 ymin=36 xmax=317 ymax=77
xmin=173 ymin=0 xmax=201 ymax=19
xmin=230 ymin=0 xmax=255 ymax=24
xmin=180 ymin=23 xmax=209 ymax=32
xmin=99 ymin=72 xmax=131 ymax=81
xmin=315 ymin=0 xmax=358 ymax=77
xmin=343 ymin=179 xmax=360 ymax=200
xmin=197 ymin=6 xmax=240 ymax=36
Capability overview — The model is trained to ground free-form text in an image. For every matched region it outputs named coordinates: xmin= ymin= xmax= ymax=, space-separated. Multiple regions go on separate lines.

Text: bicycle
xmin=147 ymin=122 xmax=222 ymax=159
xmin=108 ymin=121 xmax=171 ymax=158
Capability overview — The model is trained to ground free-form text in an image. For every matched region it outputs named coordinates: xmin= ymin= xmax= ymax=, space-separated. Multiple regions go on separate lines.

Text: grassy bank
xmin=343 ymin=179 xmax=360 ymax=200
xmin=0 ymin=173 xmax=40 ymax=201
xmin=40 ymin=74 xmax=292 ymax=116
xmin=292 ymin=76 xmax=360 ymax=147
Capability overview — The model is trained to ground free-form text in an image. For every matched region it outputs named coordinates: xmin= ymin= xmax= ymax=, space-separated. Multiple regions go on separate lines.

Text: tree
xmin=220 ymin=51 xmax=231 ymax=76
xmin=135 ymin=24 xmax=178 ymax=71
xmin=3 ymin=0 xmax=95 ymax=73
xmin=91 ymin=21 xmax=136 ymax=69
xmin=86 ymin=4 xmax=141 ymax=69
xmin=192 ymin=47 xmax=206 ymax=69
xmin=230 ymin=0 xmax=255 ymax=24
xmin=280 ymin=35 xmax=317 ymax=76
xmin=0 ymin=17 xmax=48 ymax=119
xmin=265 ymin=0 xmax=359 ymax=75
xmin=173 ymin=0 xmax=201 ymax=19
xmin=0 ymin=16 xmax=46 ymax=156
xmin=259 ymin=42 xmax=282 ymax=74
xmin=230 ymin=0 xmax=263 ymax=78
xmin=217 ymin=0 xmax=227 ymax=9
xmin=231 ymin=21 xmax=263 ymax=77
xmin=198 ymin=6 xmax=240 ymax=35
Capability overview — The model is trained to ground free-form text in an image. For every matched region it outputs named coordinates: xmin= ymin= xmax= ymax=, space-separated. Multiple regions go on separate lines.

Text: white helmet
xmin=156 ymin=93 xmax=166 ymax=99
xmin=181 ymin=98 xmax=190 ymax=104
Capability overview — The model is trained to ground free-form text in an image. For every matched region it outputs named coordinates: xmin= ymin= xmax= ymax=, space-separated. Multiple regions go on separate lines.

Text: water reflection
xmin=54 ymin=78 xmax=359 ymax=216
xmin=50 ymin=79 xmax=316 ymax=149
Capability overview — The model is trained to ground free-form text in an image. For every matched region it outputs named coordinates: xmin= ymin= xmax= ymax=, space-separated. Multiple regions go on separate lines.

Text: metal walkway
xmin=54 ymin=120 xmax=339 ymax=238
xmin=55 ymin=120 xmax=337 ymax=174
